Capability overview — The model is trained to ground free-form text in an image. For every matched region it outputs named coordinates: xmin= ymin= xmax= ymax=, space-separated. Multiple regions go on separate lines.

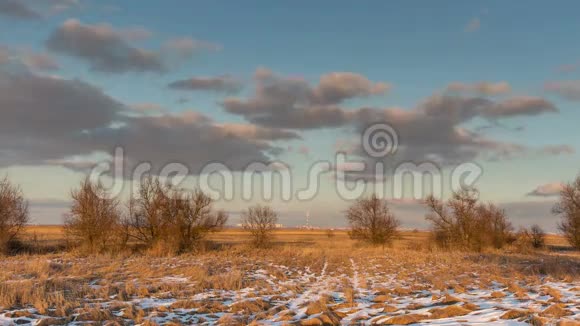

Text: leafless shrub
xmin=0 ymin=177 xmax=29 ymax=254
xmin=516 ymin=224 xmax=545 ymax=252
xmin=530 ymin=224 xmax=546 ymax=249
xmin=476 ymin=202 xmax=514 ymax=249
xmin=553 ymin=176 xmax=580 ymax=249
xmin=125 ymin=176 xmax=227 ymax=254
xmin=64 ymin=178 xmax=124 ymax=254
xmin=124 ymin=177 xmax=169 ymax=246
xmin=167 ymin=188 xmax=228 ymax=252
xmin=425 ymin=188 xmax=513 ymax=251
xmin=346 ymin=194 xmax=400 ymax=246
xmin=242 ymin=205 xmax=278 ymax=248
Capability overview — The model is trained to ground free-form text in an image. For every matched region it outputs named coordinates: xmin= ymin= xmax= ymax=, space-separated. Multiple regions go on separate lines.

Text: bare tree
xmin=167 ymin=189 xmax=228 ymax=252
xmin=425 ymin=188 xmax=479 ymax=249
xmin=553 ymin=176 xmax=580 ymax=249
xmin=125 ymin=177 xmax=170 ymax=246
xmin=64 ymin=178 xmax=122 ymax=253
xmin=425 ymin=188 xmax=513 ymax=251
xmin=530 ymin=224 xmax=546 ymax=249
xmin=125 ymin=176 xmax=227 ymax=253
xmin=516 ymin=224 xmax=545 ymax=251
xmin=242 ymin=205 xmax=278 ymax=248
xmin=0 ymin=177 xmax=29 ymax=254
xmin=476 ymin=202 xmax=513 ymax=249
xmin=346 ymin=194 xmax=400 ymax=246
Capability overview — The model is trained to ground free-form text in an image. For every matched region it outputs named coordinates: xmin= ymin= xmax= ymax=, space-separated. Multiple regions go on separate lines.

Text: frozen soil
xmin=0 ymin=248 xmax=578 ymax=325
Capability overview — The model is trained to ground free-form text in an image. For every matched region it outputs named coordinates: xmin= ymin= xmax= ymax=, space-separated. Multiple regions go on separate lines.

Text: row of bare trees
xmin=345 ymin=189 xmax=541 ymax=251
xmin=64 ymin=177 xmax=284 ymax=253
xmin=62 ymin=173 xmax=580 ymax=252
xmin=64 ymin=178 xmax=228 ymax=254
xmin=1 ymin=173 xmax=580 ymax=254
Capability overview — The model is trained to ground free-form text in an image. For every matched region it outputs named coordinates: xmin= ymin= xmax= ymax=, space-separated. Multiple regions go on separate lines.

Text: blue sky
xmin=0 ymin=1 xmax=579 ymax=230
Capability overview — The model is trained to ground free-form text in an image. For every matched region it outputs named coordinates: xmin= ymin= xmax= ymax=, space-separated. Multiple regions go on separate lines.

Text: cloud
xmin=0 ymin=68 xmax=286 ymax=174
xmin=539 ymin=145 xmax=575 ymax=155
xmin=544 ymin=80 xmax=580 ymax=101
xmin=446 ymin=81 xmax=511 ymax=96
xmin=297 ymin=145 xmax=310 ymax=156
xmin=222 ymin=69 xmax=562 ymax=168
xmin=527 ymin=183 xmax=564 ymax=197
xmin=465 ymin=18 xmax=481 ymax=32
xmin=0 ymin=0 xmax=42 ymax=20
xmin=118 ymin=26 xmax=153 ymax=42
xmin=483 ymin=96 xmax=558 ymax=118
xmin=0 ymin=46 xmax=59 ymax=72
xmin=29 ymin=199 xmax=71 ymax=224
xmin=216 ymin=123 xmax=300 ymax=141
xmin=500 ymin=201 xmax=560 ymax=232
xmin=89 ymin=114 xmax=277 ymax=173
xmin=46 ymin=19 xmax=164 ymax=73
xmin=176 ymin=97 xmax=189 ymax=104
xmin=46 ymin=20 xmax=218 ymax=74
xmin=128 ymin=102 xmax=165 ymax=115
xmin=0 ymin=68 xmax=125 ymax=166
xmin=0 ymin=69 xmax=122 ymax=137
xmin=168 ymin=75 xmax=242 ymax=93
xmin=48 ymin=0 xmax=82 ymax=15
xmin=222 ymin=68 xmax=389 ymax=129
xmin=0 ymin=0 xmax=83 ymax=21
xmin=23 ymin=53 xmax=60 ymax=71
xmin=162 ymin=37 xmax=221 ymax=58
xmin=555 ymin=64 xmax=578 ymax=74
xmin=0 ymin=46 xmax=12 ymax=65
xmin=311 ymin=72 xmax=391 ymax=104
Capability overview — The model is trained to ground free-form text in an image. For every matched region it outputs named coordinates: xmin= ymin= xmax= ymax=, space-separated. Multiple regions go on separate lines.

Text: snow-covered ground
xmin=0 ymin=251 xmax=578 ymax=325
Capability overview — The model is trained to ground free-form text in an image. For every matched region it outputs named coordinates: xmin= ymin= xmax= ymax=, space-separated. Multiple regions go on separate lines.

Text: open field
xmin=0 ymin=228 xmax=578 ymax=325
xmin=18 ymin=226 xmax=574 ymax=253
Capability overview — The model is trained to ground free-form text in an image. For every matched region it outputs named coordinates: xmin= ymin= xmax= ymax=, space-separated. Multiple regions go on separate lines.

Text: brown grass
xmin=0 ymin=226 xmax=577 ymax=325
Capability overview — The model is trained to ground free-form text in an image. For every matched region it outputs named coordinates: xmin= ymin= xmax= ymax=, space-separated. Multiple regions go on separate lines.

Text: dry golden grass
xmin=20 ymin=225 xmax=436 ymax=250
xmin=21 ymin=225 xmax=573 ymax=248
xmin=1 ymin=226 xmax=576 ymax=325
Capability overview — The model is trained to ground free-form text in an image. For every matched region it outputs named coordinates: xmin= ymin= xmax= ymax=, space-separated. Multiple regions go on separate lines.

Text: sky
xmin=1 ymin=0 xmax=579 ymax=230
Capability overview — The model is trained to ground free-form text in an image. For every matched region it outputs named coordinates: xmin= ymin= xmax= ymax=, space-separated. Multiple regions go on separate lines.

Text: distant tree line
xmin=1 ymin=173 xmax=580 ymax=254
xmin=346 ymin=175 xmax=580 ymax=252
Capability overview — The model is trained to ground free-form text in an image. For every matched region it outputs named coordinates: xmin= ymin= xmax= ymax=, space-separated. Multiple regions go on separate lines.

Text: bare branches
xmin=242 ymin=205 xmax=278 ymax=248
xmin=64 ymin=178 xmax=123 ymax=254
xmin=0 ymin=176 xmax=29 ymax=253
xmin=346 ymin=194 xmax=400 ymax=246
xmin=553 ymin=176 xmax=580 ymax=249
xmin=65 ymin=176 xmax=228 ymax=254
xmin=125 ymin=177 xmax=227 ymax=253
xmin=424 ymin=187 xmax=513 ymax=251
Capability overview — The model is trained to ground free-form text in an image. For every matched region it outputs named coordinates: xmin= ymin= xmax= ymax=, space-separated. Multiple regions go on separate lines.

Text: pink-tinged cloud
xmin=526 ymin=182 xmax=564 ymax=197
xmin=464 ymin=18 xmax=481 ymax=32
xmin=544 ymin=80 xmax=580 ymax=101
xmin=46 ymin=19 xmax=218 ymax=74
xmin=446 ymin=81 xmax=511 ymax=96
